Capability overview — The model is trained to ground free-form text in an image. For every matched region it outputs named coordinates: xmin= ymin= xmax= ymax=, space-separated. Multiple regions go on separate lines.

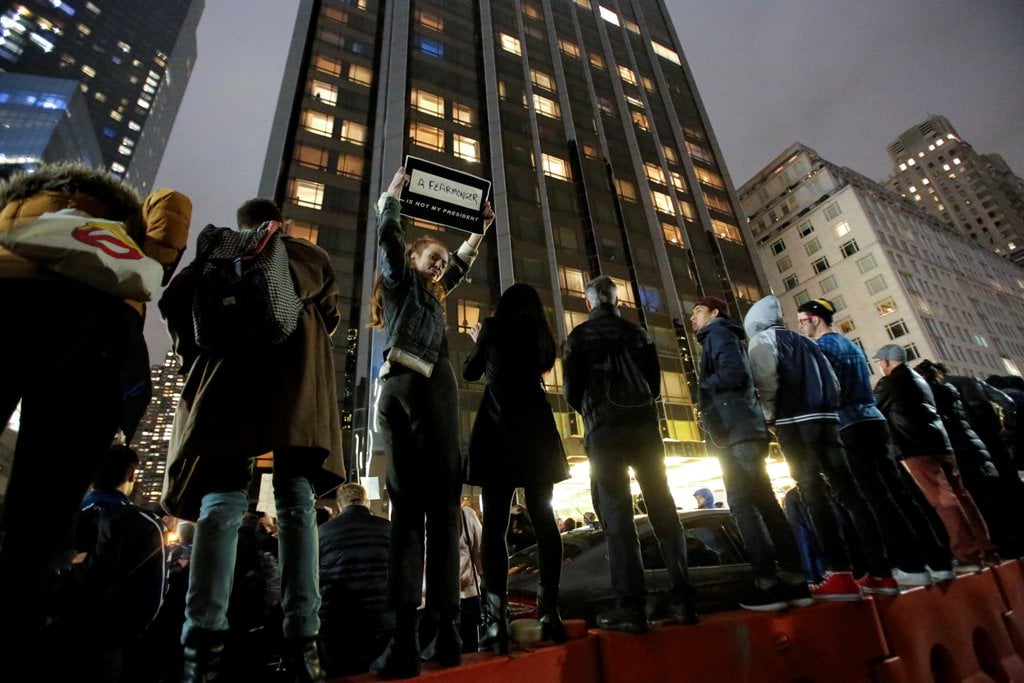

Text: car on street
xmin=506 ymin=508 xmax=756 ymax=624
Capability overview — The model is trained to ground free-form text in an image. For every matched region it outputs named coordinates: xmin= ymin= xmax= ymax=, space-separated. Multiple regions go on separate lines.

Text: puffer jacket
xmin=744 ymin=295 xmax=840 ymax=425
xmin=318 ymin=505 xmax=393 ymax=632
xmin=929 ymin=379 xmax=999 ymax=478
xmin=874 ymin=363 xmax=952 ymax=458
xmin=695 ymin=316 xmax=768 ymax=447
xmin=0 ymin=163 xmax=191 ymax=313
xmin=376 ymin=193 xmax=476 ymax=376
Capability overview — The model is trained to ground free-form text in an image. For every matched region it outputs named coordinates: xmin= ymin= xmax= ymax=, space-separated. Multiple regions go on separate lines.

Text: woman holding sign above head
xmin=369 ymin=166 xmax=493 ymax=679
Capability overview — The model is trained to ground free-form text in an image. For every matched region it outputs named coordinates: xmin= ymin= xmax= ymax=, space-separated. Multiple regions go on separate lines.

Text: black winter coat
xmin=695 ymin=317 xmax=768 ymax=447
xmin=318 ymin=506 xmax=393 ymax=633
xmin=463 ymin=316 xmax=569 ymax=487
xmin=874 ymin=364 xmax=952 ymax=458
xmin=928 ymin=380 xmax=998 ymax=478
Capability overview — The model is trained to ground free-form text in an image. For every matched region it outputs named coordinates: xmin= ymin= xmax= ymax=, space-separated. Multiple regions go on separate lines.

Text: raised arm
xmin=376 ymin=167 xmax=410 ymax=287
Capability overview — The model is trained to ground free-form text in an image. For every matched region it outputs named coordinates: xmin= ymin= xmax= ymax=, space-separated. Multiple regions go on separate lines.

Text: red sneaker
xmin=855 ymin=574 xmax=900 ymax=596
xmin=810 ymin=572 xmax=862 ymax=601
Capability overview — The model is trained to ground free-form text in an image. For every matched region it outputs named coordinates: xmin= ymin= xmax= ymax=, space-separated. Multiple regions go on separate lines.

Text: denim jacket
xmin=376 ymin=193 xmax=477 ymax=377
xmin=814 ymin=332 xmax=886 ymax=429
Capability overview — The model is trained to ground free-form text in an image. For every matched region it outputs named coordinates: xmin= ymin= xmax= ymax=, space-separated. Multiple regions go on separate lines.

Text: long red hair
xmin=368 ymin=236 xmax=448 ymax=330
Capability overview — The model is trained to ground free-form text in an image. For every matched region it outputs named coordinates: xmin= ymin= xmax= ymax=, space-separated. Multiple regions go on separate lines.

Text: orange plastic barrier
xmin=992 ymin=559 xmax=1024 ymax=659
xmin=872 ymin=568 xmax=1024 ymax=683
xmin=595 ymin=600 xmax=888 ymax=683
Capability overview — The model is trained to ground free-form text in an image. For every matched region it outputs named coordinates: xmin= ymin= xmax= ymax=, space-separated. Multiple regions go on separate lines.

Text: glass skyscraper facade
xmin=260 ymin=0 xmax=765 ymax=483
xmin=0 ymin=0 xmax=202 ymax=193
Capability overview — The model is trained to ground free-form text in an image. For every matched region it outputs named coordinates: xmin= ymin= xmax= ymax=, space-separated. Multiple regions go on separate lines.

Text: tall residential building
xmin=0 ymin=73 xmax=102 ymax=179
xmin=132 ymin=351 xmax=186 ymax=506
xmin=885 ymin=115 xmax=1024 ymax=265
xmin=740 ymin=143 xmax=1024 ymax=381
xmin=0 ymin=0 xmax=203 ymax=193
xmin=259 ymin=0 xmax=766 ymax=490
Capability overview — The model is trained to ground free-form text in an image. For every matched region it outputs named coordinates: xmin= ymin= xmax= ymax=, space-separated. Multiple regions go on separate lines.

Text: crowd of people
xmin=1 ymin=162 xmax=1023 ymax=682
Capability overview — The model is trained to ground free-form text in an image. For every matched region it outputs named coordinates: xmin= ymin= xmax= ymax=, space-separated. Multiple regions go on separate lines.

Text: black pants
xmin=377 ymin=360 xmax=462 ymax=610
xmin=840 ymin=420 xmax=952 ymax=572
xmin=479 ymin=482 xmax=561 ymax=597
xmin=0 ymin=279 xmax=135 ymax=644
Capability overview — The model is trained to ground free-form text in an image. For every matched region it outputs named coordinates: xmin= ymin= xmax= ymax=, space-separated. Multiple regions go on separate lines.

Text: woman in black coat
xmin=463 ymin=283 xmax=569 ymax=653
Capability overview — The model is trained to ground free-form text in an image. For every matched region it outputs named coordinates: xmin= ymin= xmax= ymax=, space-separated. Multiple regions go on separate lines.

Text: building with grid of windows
xmin=0 ymin=73 xmax=102 ymax=179
xmin=130 ymin=351 xmax=186 ymax=507
xmin=0 ymin=0 xmax=203 ymax=193
xmin=739 ymin=143 xmax=1024 ymax=381
xmin=885 ymin=115 xmax=1024 ymax=266
xmin=258 ymin=0 xmax=767 ymax=497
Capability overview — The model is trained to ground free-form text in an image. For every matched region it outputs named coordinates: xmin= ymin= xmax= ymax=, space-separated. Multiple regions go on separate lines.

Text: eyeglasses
xmin=797 ymin=317 xmax=814 ymax=326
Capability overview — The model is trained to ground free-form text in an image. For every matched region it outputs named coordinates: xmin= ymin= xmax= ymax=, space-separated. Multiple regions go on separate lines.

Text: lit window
xmin=857 ymin=253 xmax=878 ymax=273
xmin=339 ymin=120 xmax=366 ymax=144
xmin=599 ymin=6 xmax=620 ymax=25
xmin=541 ymin=153 xmax=571 ymax=181
xmin=452 ymin=103 xmax=474 ymax=126
xmin=286 ymin=221 xmax=319 ymax=244
xmin=309 ymin=80 xmax=338 ymax=105
xmin=625 ymin=95 xmax=644 ymax=108
xmin=610 ymin=277 xmax=635 ymax=307
xmin=81 ymin=64 xmax=96 ymax=77
xmin=109 ymin=110 xmax=122 ymax=121
xmin=347 ymin=64 xmax=372 ymax=86
xmin=590 ymin=53 xmax=605 ymax=69
xmin=907 ymin=158 xmax=916 ymax=166
xmin=644 ymin=163 xmax=666 ymax=185
xmin=651 ymin=190 xmax=674 ymax=214
xmin=694 ymin=166 xmax=724 ymax=189
xmin=679 ymin=202 xmax=696 ymax=221
xmin=288 ymin=179 xmax=325 ymax=209
xmin=712 ymin=220 xmax=742 ymax=243
xmin=642 ymin=76 xmax=655 ymax=92
xmin=865 ymin=274 xmax=887 ymax=295
xmin=457 ymin=300 xmax=484 ymax=335
xmin=294 ymin=143 xmax=328 ymax=170
xmin=410 ymin=122 xmax=444 ymax=152
xmin=94 ymin=91 xmax=107 ymax=102
xmin=559 ymin=267 xmax=587 ymax=296
xmin=662 ymin=222 xmax=684 ymax=246
xmin=416 ymin=36 xmax=445 ymax=57
xmin=838 ymin=318 xmax=856 ymax=334
xmin=631 ymin=110 xmax=650 ymax=131
xmin=582 ymin=144 xmax=601 ymax=159
xmin=453 ymin=134 xmax=480 ymax=162
xmin=615 ymin=178 xmax=637 ymax=201
xmin=314 ymin=54 xmax=342 ymax=76
xmin=686 ymin=141 xmax=713 ymax=164
xmin=618 ymin=65 xmax=637 ymax=85
xmin=651 ymin=41 xmax=681 ymax=64
xmin=416 ymin=10 xmax=443 ymax=31
xmin=110 ymin=162 xmax=126 ymax=174
xmin=301 ymin=110 xmax=334 ymax=137
xmin=500 ymin=33 xmax=522 ymax=55
xmin=321 ymin=150 xmax=360 ymax=180
xmin=117 ymin=144 xmax=132 ymax=156
xmin=533 ymin=93 xmax=560 ymax=119
xmin=833 ymin=221 xmax=851 ymax=237
xmin=875 ymin=297 xmax=897 ymax=316
xmin=559 ymin=39 xmax=580 ymax=58
xmin=530 ymin=69 xmax=555 ymax=90
xmin=411 ymin=88 xmax=445 ymax=117
xmin=625 ymin=19 xmax=640 ymax=33
xmin=522 ymin=2 xmax=541 ymax=19
xmin=662 ymin=145 xmax=678 ymax=164
xmin=670 ymin=171 xmax=686 ymax=192
xmin=885 ymin=319 xmax=909 ymax=339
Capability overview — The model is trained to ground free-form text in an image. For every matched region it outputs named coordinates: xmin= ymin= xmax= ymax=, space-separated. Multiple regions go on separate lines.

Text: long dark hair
xmin=494 ymin=283 xmax=556 ymax=372
xmin=369 ymin=236 xmax=447 ymax=330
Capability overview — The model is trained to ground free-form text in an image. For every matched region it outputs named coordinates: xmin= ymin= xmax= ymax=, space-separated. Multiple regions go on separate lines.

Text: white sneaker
xmin=927 ymin=566 xmax=956 ymax=582
xmin=892 ymin=568 xmax=933 ymax=587
xmin=952 ymin=561 xmax=982 ymax=575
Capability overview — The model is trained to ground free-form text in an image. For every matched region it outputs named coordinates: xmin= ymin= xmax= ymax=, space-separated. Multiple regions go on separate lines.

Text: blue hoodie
xmin=693 ymin=488 xmax=715 ymax=509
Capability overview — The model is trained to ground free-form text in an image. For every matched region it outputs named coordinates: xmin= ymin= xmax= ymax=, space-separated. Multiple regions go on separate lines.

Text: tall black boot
xmin=537 ymin=585 xmax=566 ymax=644
xmin=477 ymin=591 xmax=510 ymax=655
xmin=429 ymin=606 xmax=462 ymax=667
xmin=180 ymin=629 xmax=227 ymax=683
xmin=370 ymin=607 xmax=421 ymax=679
xmin=284 ymin=637 xmax=326 ymax=683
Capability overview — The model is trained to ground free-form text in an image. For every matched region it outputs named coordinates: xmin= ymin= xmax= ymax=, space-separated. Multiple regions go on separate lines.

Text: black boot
xmin=371 ymin=607 xmax=421 ymax=679
xmin=477 ymin=592 xmax=510 ymax=654
xmin=429 ymin=606 xmax=462 ymax=667
xmin=180 ymin=629 xmax=227 ymax=683
xmin=537 ymin=585 xmax=566 ymax=644
xmin=284 ymin=637 xmax=326 ymax=683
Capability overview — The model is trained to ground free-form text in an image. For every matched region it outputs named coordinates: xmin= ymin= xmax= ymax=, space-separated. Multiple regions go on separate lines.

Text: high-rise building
xmin=0 ymin=73 xmax=102 ymax=179
xmin=132 ymin=351 xmax=186 ymax=506
xmin=885 ymin=115 xmax=1024 ymax=265
xmin=0 ymin=0 xmax=203 ymax=193
xmin=259 ymin=0 xmax=766 ymax=502
xmin=740 ymin=143 xmax=1024 ymax=380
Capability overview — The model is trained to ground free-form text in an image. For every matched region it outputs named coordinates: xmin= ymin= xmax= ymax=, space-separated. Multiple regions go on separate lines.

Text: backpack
xmin=51 ymin=502 xmax=166 ymax=639
xmin=191 ymin=220 xmax=303 ymax=351
xmin=584 ymin=335 xmax=655 ymax=424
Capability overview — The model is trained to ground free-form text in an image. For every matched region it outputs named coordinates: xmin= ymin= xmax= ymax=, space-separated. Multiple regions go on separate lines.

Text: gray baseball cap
xmin=872 ymin=344 xmax=907 ymax=362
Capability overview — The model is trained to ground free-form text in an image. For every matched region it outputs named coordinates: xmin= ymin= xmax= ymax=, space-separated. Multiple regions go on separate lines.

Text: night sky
xmin=146 ymin=0 xmax=1024 ymax=361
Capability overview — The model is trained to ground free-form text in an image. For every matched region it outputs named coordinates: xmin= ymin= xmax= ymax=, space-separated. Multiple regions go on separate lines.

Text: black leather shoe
xmin=181 ymin=629 xmax=228 ymax=683
xmin=596 ymin=606 xmax=648 ymax=634
xmin=430 ymin=609 xmax=462 ymax=667
xmin=370 ymin=639 xmax=421 ymax=680
xmin=284 ymin=638 xmax=326 ymax=683
xmin=478 ymin=592 xmax=511 ymax=654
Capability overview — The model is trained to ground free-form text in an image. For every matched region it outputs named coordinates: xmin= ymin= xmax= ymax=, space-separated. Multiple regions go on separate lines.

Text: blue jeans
xmin=588 ymin=423 xmax=691 ymax=607
xmin=717 ymin=439 xmax=801 ymax=583
xmin=183 ymin=457 xmax=320 ymax=642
